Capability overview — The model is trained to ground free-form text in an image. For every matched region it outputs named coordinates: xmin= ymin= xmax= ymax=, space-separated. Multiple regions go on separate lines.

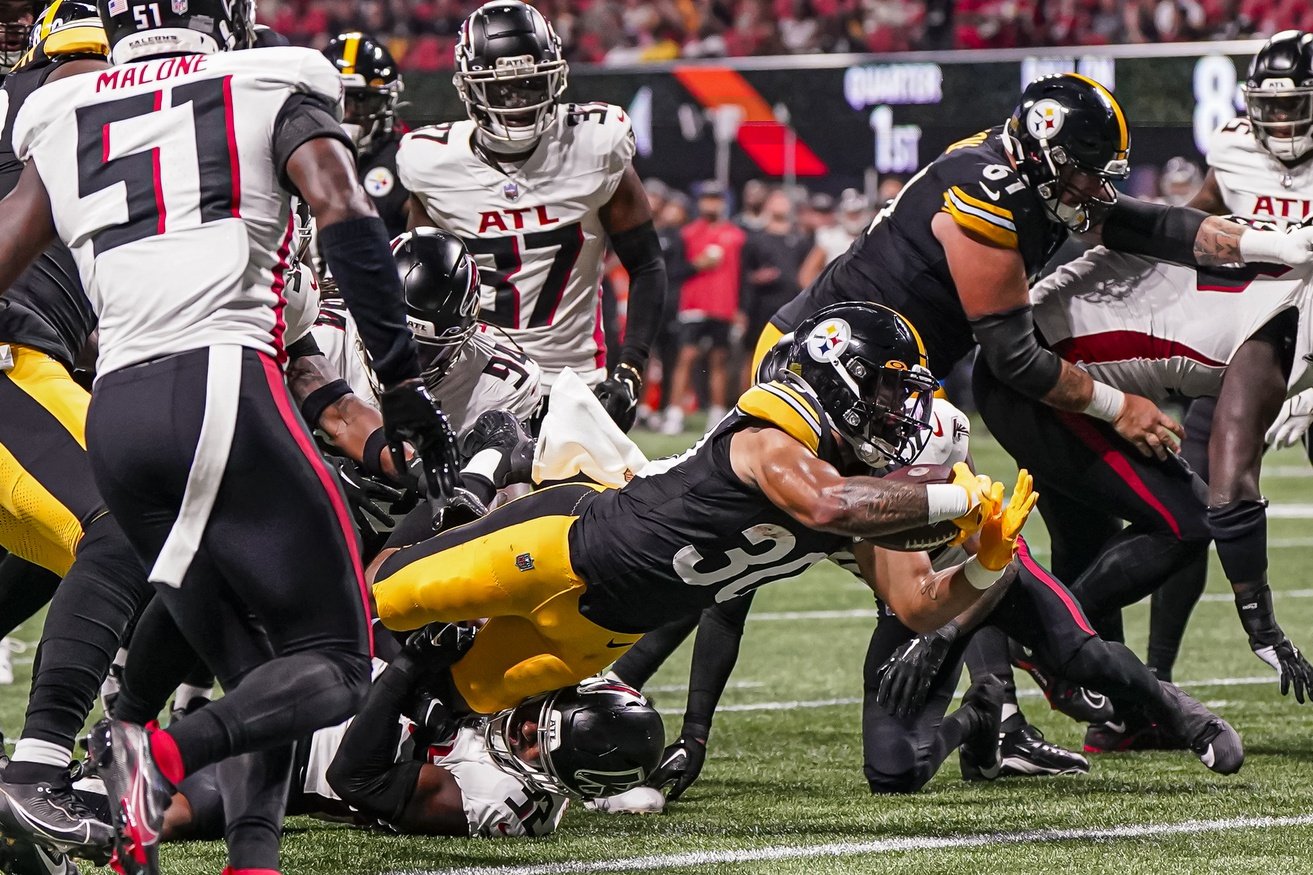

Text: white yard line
xmin=398 ymin=814 xmax=1313 ymax=875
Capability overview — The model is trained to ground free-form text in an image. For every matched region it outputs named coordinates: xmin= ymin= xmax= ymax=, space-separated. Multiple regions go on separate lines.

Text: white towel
xmin=532 ymin=368 xmax=650 ymax=489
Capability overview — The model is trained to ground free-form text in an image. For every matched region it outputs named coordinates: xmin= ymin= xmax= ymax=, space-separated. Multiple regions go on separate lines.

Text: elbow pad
xmin=1101 ymin=198 xmax=1207 ymax=266
xmin=969 ymin=306 xmax=1063 ymax=398
xmin=610 ymin=220 xmax=667 ymax=368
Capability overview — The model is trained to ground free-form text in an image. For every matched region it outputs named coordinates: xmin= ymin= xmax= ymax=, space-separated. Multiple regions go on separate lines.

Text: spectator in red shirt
xmin=661 ymin=181 xmax=747 ymax=434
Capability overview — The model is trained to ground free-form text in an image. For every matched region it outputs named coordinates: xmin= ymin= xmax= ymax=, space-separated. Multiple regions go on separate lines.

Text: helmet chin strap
xmin=474 ymin=125 xmax=539 ymax=158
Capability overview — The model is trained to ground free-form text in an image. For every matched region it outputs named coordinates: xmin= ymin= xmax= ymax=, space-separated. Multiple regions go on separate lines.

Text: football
xmin=866 ymin=463 xmax=960 ymax=552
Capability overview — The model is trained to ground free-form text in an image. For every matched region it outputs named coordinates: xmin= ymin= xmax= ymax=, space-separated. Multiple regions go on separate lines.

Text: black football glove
xmin=875 ymin=624 xmax=958 ymax=719
xmin=324 ymin=454 xmax=405 ymax=531
xmin=593 ymin=363 xmax=643 ymax=432
xmin=459 ymin=409 xmax=536 ymax=489
xmin=405 ymin=621 xmax=478 ymax=671
xmin=646 ymin=726 xmax=707 ymax=801
xmin=1254 ymin=637 xmax=1313 ymax=704
xmin=404 ymin=455 xmax=489 ymax=531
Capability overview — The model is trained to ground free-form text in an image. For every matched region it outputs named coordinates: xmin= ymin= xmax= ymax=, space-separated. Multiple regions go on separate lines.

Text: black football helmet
xmin=1243 ymin=30 xmax=1313 ymax=164
xmin=392 ymin=228 xmax=481 ymax=382
xmin=787 ymin=302 xmax=936 ymax=468
xmin=755 ymin=331 xmax=794 ymax=384
xmin=454 ymin=0 xmax=568 ymax=149
xmin=323 ymin=32 xmax=402 ymax=151
xmin=484 ymin=678 xmax=665 ymax=800
xmin=0 ymin=0 xmax=36 ymax=66
xmin=97 ymin=0 xmax=254 ymax=63
xmin=11 ymin=0 xmax=103 ymax=68
xmin=1004 ymin=73 xmax=1130 ymax=232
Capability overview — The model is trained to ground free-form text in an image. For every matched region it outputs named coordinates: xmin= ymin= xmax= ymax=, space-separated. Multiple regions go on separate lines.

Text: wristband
xmin=925 ymin=484 xmax=971 ymax=524
xmin=1238 ymin=228 xmax=1283 ymax=264
xmin=463 ymin=448 xmax=504 ymax=484
xmin=1083 ymin=380 xmax=1125 ymax=422
xmin=961 ymin=555 xmax=1006 ymax=590
xmin=361 ymin=427 xmax=390 ymax=479
xmin=300 ymin=379 xmax=352 ymax=429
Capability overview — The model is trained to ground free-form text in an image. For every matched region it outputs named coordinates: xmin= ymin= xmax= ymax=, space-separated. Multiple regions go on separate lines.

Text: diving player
xmin=398 ymin=0 xmax=666 ymax=430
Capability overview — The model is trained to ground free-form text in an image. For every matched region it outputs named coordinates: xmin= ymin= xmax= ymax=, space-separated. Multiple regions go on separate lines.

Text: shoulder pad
xmin=735 ymin=378 xmax=826 ymax=455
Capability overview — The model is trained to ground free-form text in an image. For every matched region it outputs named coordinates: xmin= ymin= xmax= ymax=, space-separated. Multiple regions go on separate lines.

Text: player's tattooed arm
xmin=731 ymin=426 xmax=931 ymax=537
xmin=1193 ymin=215 xmax=1246 ymax=266
xmin=286 ymin=351 xmax=395 ymax=477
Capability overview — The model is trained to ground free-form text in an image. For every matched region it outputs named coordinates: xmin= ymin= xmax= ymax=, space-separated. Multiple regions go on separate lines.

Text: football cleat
xmin=0 ymin=774 xmax=112 ymax=864
xmin=1011 ymin=644 xmax=1115 ymax=724
xmin=0 ymin=833 xmax=80 ymax=875
xmin=87 ymin=721 xmax=172 ymax=875
xmin=1157 ymin=681 xmax=1244 ymax=775
xmin=958 ymin=677 xmax=1005 ymax=781
xmin=583 ymin=786 xmax=666 ymax=815
xmin=1083 ymin=718 xmax=1184 ymax=753
xmin=998 ymin=723 xmax=1090 ymax=777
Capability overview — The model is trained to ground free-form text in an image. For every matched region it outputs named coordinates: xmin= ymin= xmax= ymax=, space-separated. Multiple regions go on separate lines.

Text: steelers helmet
xmin=484 ymin=678 xmax=665 ymax=800
xmin=323 ymin=32 xmax=402 ymax=151
xmin=392 ymin=229 xmax=481 ymax=382
xmin=1004 ymin=73 xmax=1131 ymax=232
xmin=454 ymin=0 xmax=568 ymax=149
xmin=1243 ymin=30 xmax=1313 ymax=164
xmin=787 ymin=302 xmax=936 ymax=468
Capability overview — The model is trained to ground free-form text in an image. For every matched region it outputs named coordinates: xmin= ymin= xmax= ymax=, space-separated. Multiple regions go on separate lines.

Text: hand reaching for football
xmin=975 ymin=469 xmax=1038 ymax=571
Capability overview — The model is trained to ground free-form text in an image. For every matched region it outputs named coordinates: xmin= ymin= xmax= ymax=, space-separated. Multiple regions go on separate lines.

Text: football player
xmin=322 ymin=32 xmax=410 ymax=238
xmin=981 ymin=245 xmax=1313 ymax=750
xmin=398 ymin=0 xmax=667 ymax=431
xmin=0 ymin=3 xmax=156 ymax=867
xmin=372 ymin=302 xmax=1026 ymax=716
xmin=0 ymin=0 xmax=455 ymax=871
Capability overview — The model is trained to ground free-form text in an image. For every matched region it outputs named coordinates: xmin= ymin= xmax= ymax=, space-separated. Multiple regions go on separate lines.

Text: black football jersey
xmin=358 ymin=133 xmax=410 ymax=240
xmin=792 ymin=126 xmax=1066 ymax=377
xmin=0 ymin=51 xmax=98 ymax=367
xmin=571 ymin=374 xmax=850 ymax=633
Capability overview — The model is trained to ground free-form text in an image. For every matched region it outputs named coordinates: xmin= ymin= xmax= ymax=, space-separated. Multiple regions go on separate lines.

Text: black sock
xmin=683 ymin=594 xmax=754 ymax=732
xmin=114 ymin=596 xmax=203 ymax=725
xmin=1146 ymin=551 xmax=1208 ymax=681
xmin=610 ymin=613 xmax=699 ymax=689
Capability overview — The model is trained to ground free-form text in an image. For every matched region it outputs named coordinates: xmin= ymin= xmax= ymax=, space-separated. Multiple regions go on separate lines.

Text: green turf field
xmin=6 ymin=418 xmax=1313 ymax=874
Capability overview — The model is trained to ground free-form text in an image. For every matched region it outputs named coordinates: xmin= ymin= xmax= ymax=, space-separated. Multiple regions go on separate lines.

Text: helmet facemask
xmin=824 ymin=355 xmax=937 ymax=468
xmin=1014 ymin=136 xmax=1126 ymax=233
xmin=455 ymin=53 xmax=567 ymax=148
xmin=483 ymin=691 xmax=574 ymax=797
xmin=1244 ymin=85 xmax=1313 ymax=163
xmin=0 ymin=0 xmax=33 ymax=67
xmin=342 ymin=82 xmax=400 ymax=150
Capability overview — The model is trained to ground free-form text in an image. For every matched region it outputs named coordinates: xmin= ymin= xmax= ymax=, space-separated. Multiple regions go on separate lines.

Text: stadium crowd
xmin=260 ymin=0 xmax=1313 ymax=69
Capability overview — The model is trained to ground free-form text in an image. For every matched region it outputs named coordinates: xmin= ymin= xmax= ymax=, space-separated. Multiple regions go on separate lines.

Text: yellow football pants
xmin=373 ymin=483 xmax=638 ymax=714
xmin=0 ymin=344 xmax=95 ymax=575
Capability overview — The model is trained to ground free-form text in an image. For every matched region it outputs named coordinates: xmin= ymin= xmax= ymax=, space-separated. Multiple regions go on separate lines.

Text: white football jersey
xmin=13 ymin=47 xmax=343 ymax=378
xmin=397 ymin=103 xmax=636 ymax=389
xmin=1032 ymin=246 xmax=1313 ymax=402
xmin=1206 ymin=118 xmax=1313 ymax=227
xmin=310 ymin=299 xmax=541 ymax=433
xmin=300 ymin=716 xmax=567 ymax=838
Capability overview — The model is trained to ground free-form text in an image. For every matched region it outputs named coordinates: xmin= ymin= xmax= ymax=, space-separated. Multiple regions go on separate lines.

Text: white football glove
xmin=1239 ymin=223 xmax=1313 ymax=266
xmin=1266 ymin=389 xmax=1313 ymax=449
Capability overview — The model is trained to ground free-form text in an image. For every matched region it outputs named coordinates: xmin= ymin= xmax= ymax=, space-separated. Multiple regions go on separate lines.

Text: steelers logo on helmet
xmin=807 ymin=318 xmax=852 ymax=363
xmin=1026 ymin=98 xmax=1066 ymax=140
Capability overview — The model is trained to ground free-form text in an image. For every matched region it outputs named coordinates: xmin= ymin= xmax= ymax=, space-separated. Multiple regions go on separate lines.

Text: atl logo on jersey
xmin=477 ymin=205 xmax=561 ymax=234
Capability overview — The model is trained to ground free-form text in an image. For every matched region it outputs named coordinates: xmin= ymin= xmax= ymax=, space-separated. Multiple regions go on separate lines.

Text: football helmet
xmin=755 ymin=331 xmax=794 ymax=384
xmin=484 ymin=678 xmax=665 ymax=800
xmin=97 ymin=0 xmax=254 ymax=63
xmin=1004 ymin=73 xmax=1131 ymax=232
xmin=787 ymin=302 xmax=936 ymax=467
xmin=1243 ymin=30 xmax=1313 ymax=164
xmin=323 ymin=32 xmax=402 ymax=151
xmin=12 ymin=0 xmax=104 ymax=67
xmin=392 ymin=228 xmax=481 ymax=382
xmin=454 ymin=0 xmax=568 ymax=149
xmin=1 ymin=0 xmax=36 ymax=66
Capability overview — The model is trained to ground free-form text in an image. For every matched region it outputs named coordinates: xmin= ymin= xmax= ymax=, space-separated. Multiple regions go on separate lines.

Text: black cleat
xmin=1083 ymin=718 xmax=1184 ymax=753
xmin=0 ymin=775 xmax=112 ymax=864
xmin=1157 ymin=681 xmax=1244 ymax=775
xmin=1011 ymin=644 xmax=1115 ymax=724
xmin=958 ymin=677 xmax=1005 ymax=782
xmin=87 ymin=721 xmax=172 ymax=875
xmin=998 ymin=723 xmax=1090 ymax=777
xmin=0 ymin=834 xmax=80 ymax=874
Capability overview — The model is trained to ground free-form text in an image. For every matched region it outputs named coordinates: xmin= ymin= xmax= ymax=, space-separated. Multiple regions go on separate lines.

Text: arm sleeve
xmin=326 ymin=655 xmax=427 ymax=825
xmin=1100 ymin=196 xmax=1208 ymax=266
xmin=610 ymin=220 xmax=667 ymax=369
xmin=271 ymin=93 xmax=355 ymax=198
xmin=968 ymin=305 xmax=1064 ymax=399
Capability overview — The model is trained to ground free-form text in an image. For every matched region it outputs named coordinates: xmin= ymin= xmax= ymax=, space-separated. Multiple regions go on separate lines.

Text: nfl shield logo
xmin=515 ymin=553 xmax=534 ymax=572
xmin=503 ymin=181 xmax=520 ymax=202
xmin=171 ymin=0 xmax=187 ymax=13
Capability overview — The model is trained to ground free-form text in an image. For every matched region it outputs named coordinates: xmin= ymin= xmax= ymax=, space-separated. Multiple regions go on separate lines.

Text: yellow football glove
xmin=976 ymin=469 xmax=1039 ymax=571
xmin=947 ymin=462 xmax=1000 ymax=545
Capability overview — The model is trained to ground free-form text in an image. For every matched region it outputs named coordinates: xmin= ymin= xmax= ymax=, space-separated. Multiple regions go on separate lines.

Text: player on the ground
xmin=980 ymin=248 xmax=1313 ymax=752
xmin=372 ymin=302 xmax=1025 ymax=716
xmin=0 ymin=4 xmax=158 ymax=869
xmin=322 ymin=31 xmax=410 ymax=238
xmin=0 ymin=0 xmax=455 ymax=871
xmin=399 ymin=0 xmax=666 ymax=430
